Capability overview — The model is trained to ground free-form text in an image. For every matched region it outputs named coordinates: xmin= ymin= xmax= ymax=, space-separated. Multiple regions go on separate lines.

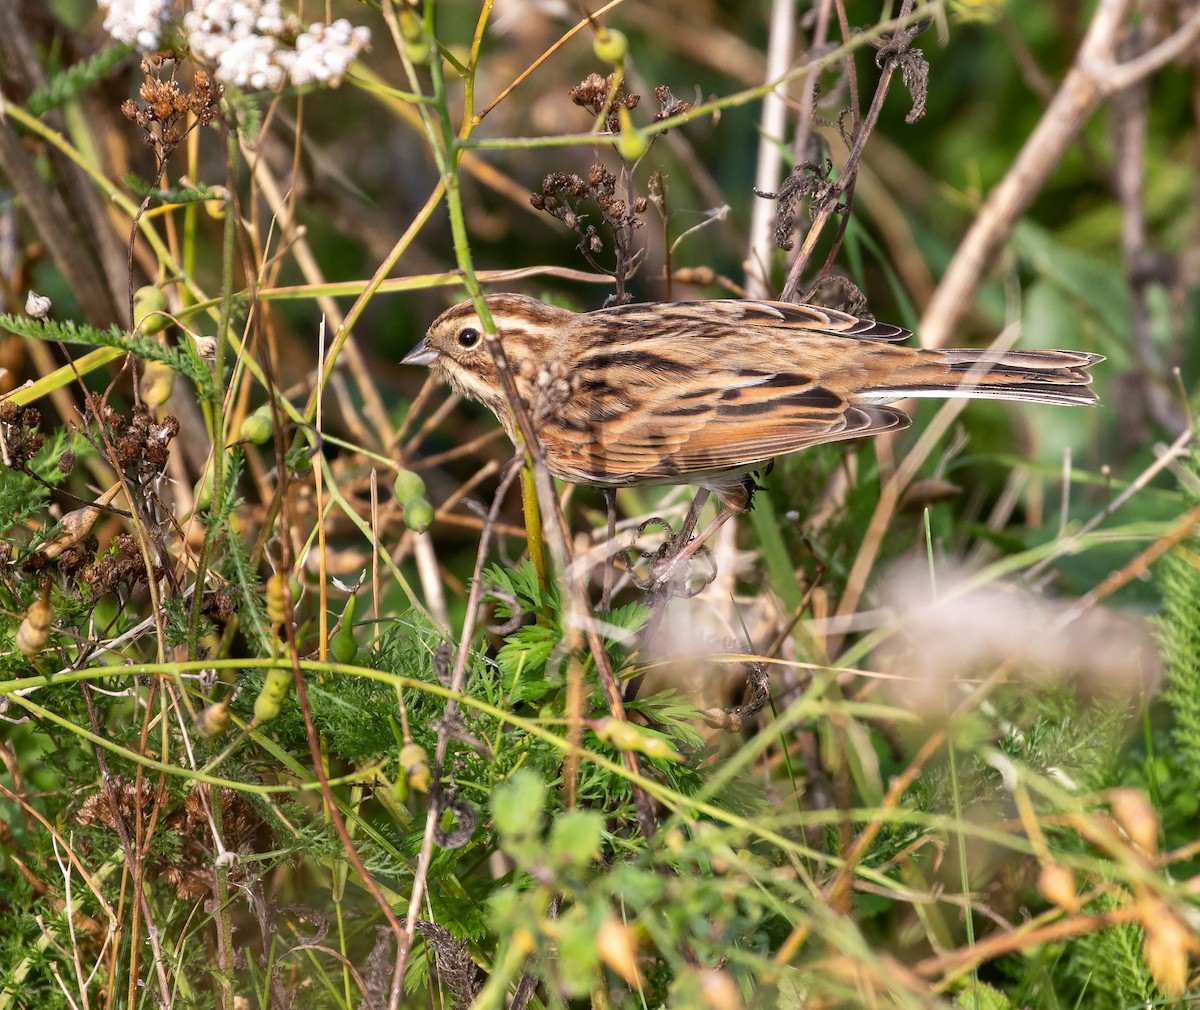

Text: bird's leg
xmin=648 ymin=489 xmax=727 ymax=592
xmin=601 ymin=488 xmax=617 ymax=613
xmin=660 ymin=506 xmax=734 ymax=579
xmin=669 ymin=488 xmax=711 ymax=552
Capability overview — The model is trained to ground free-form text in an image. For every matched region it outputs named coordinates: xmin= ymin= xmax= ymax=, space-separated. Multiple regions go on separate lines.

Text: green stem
xmin=520 ymin=454 xmax=550 ymax=597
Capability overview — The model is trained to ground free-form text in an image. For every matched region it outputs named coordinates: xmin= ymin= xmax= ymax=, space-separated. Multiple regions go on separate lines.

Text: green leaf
xmin=556 ymin=905 xmax=601 ymax=997
xmin=548 ymin=811 xmax=604 ymax=870
xmin=491 ymin=768 xmax=546 ymax=839
xmin=1013 ymin=221 xmax=1130 ymax=345
xmin=0 ymin=313 xmax=219 ymax=401
xmin=496 ymin=624 xmax=561 ymax=702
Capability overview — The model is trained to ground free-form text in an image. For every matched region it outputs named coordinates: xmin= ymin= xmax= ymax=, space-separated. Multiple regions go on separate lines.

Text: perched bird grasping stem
xmin=403 ymin=294 xmax=1100 ymax=574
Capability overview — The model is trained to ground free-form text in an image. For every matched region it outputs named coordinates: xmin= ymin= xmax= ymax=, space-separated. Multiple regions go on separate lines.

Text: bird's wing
xmin=590 ymin=298 xmax=911 ymax=342
xmin=545 ymin=360 xmax=910 ymax=486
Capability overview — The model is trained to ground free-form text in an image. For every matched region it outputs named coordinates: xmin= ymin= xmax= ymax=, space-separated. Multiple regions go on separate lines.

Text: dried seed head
xmin=17 ymin=589 xmax=52 ymax=658
xmin=595 ymin=918 xmax=642 ymax=986
xmin=1038 ymin=863 xmax=1080 ymax=912
xmin=1110 ymin=788 xmax=1159 ymax=854
xmin=1141 ymin=904 xmax=1192 ymax=999
xmin=25 ymin=290 xmax=52 ymax=319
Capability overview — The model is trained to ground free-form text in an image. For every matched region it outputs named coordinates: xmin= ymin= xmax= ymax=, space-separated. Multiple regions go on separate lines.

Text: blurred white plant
xmin=98 ymin=0 xmax=171 ymax=50
xmin=99 ymin=0 xmax=371 ymax=89
xmin=876 ymin=559 xmax=1161 ymax=717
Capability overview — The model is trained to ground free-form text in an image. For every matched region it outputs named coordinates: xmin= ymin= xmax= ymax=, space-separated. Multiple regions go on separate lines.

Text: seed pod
xmin=595 ymin=918 xmax=642 ymax=986
xmin=1110 ymin=788 xmax=1159 ymax=854
xmin=329 ymin=595 xmax=358 ymax=664
xmin=399 ymin=742 xmax=430 ymax=793
xmin=196 ymin=696 xmax=232 ymax=737
xmin=403 ymin=496 xmax=434 ymax=533
xmin=398 ymin=9 xmax=430 ymax=65
xmin=1142 ymin=904 xmax=1191 ymax=999
xmin=592 ymin=26 xmax=628 ymax=65
xmin=404 ymin=36 xmax=431 ymax=64
xmin=638 ymin=735 xmax=681 ymax=762
xmin=253 ymin=667 xmax=293 ymax=724
xmin=133 ymin=286 xmax=169 ymax=335
xmin=392 ymin=468 xmax=426 ymax=505
xmin=139 ymin=360 xmax=176 ymax=408
xmin=17 ymin=589 xmax=52 ymax=658
xmin=616 ymin=105 xmax=649 ymax=161
xmin=41 ymin=482 xmax=122 ymax=560
xmin=1037 ymin=863 xmax=1079 ymax=912
xmin=240 ymin=404 xmax=274 ymax=445
xmin=266 ymin=572 xmax=287 ymax=627
xmin=591 ymin=717 xmax=681 ymax=761
xmin=900 ymin=477 xmax=963 ymax=510
xmin=398 ymin=6 xmax=423 ymax=41
xmin=698 ymin=969 xmax=744 ymax=1010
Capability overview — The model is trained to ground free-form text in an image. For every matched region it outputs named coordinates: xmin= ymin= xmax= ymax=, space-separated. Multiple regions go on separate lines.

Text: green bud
xmin=404 ymin=496 xmax=434 ymax=533
xmin=329 ymin=595 xmax=358 ymax=664
xmin=240 ymin=404 xmax=274 ymax=445
xmin=133 ymin=286 xmax=169 ymax=335
xmin=616 ymin=105 xmax=649 ymax=161
xmin=393 ymin=468 xmax=427 ymax=505
xmin=592 ymin=26 xmax=628 ymax=65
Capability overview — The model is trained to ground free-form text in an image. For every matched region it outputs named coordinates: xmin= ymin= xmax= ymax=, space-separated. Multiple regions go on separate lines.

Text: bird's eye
xmin=457 ymin=327 xmax=481 ymax=349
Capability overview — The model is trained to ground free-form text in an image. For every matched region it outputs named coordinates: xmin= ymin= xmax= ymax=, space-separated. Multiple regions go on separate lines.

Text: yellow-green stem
xmin=520 ymin=455 xmax=549 ymax=597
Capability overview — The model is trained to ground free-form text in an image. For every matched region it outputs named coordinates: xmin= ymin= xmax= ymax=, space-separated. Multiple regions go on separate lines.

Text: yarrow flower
xmin=278 ymin=19 xmax=373 ymax=86
xmin=98 ymin=0 xmax=171 ymax=50
xmin=99 ymin=0 xmax=372 ymax=89
xmin=182 ymin=0 xmax=370 ymax=89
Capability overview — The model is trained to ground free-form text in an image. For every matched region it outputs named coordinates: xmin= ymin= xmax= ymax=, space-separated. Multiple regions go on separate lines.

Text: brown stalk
xmin=777 ymin=0 xmax=916 ymax=302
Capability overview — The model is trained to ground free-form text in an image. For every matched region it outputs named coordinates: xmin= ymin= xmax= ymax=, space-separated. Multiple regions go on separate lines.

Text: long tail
xmin=861 ymin=348 xmax=1103 ymax=407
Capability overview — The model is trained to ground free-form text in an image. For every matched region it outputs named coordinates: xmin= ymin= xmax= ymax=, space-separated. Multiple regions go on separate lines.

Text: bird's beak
xmin=401 ymin=338 xmax=437 ymax=367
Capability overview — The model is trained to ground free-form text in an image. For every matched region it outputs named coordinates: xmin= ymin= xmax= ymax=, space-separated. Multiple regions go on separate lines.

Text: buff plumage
xmin=403 ymin=294 xmax=1100 ymax=511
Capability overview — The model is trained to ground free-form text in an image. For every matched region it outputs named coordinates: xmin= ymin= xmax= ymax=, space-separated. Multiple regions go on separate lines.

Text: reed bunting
xmin=402 ymin=294 xmax=1100 ymax=513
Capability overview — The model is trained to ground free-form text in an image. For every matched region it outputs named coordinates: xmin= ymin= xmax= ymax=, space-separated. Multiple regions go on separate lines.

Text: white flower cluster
xmin=98 ymin=0 xmax=171 ymax=50
xmin=183 ymin=0 xmax=371 ymax=89
xmin=99 ymin=0 xmax=371 ymax=90
xmin=282 ymin=19 xmax=373 ymax=86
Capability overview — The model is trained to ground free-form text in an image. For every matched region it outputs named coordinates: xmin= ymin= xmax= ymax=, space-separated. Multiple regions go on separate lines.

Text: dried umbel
xmin=121 ymin=58 xmax=222 ymax=156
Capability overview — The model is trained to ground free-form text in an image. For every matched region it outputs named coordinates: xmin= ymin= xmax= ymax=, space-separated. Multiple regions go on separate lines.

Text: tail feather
xmin=861 ymin=348 xmax=1103 ymax=407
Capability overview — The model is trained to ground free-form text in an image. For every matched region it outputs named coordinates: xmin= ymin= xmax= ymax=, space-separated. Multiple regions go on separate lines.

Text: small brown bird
xmin=403 ymin=294 xmax=1100 ymax=515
